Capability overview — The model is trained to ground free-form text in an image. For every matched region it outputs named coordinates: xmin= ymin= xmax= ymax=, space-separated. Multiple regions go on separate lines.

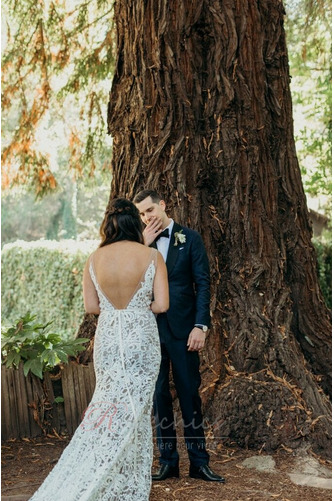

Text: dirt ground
xmin=1 ymin=434 xmax=331 ymax=501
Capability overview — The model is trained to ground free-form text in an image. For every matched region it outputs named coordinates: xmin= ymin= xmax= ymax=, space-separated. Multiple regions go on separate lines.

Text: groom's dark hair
xmin=133 ymin=189 xmax=162 ymax=204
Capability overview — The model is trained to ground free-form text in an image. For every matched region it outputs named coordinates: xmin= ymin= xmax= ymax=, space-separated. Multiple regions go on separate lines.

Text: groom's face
xmin=136 ymin=196 xmax=167 ymax=227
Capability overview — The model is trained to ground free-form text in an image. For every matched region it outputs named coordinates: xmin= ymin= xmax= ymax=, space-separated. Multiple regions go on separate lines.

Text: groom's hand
xmin=143 ymin=217 xmax=162 ymax=246
xmin=187 ymin=327 xmax=206 ymax=351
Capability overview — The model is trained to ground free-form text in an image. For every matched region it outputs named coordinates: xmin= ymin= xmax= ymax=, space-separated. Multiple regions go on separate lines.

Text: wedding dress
xmin=30 ymin=252 xmax=161 ymax=501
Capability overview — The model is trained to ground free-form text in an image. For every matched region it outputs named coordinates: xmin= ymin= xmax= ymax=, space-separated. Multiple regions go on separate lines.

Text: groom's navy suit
xmin=153 ymin=222 xmax=210 ymax=467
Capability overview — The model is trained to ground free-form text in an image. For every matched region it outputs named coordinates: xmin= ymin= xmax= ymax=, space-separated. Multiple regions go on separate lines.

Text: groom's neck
xmin=162 ymin=218 xmax=173 ymax=230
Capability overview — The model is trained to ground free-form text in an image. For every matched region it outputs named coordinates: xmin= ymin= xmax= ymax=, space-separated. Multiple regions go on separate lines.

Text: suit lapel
xmin=166 ymin=222 xmax=183 ymax=274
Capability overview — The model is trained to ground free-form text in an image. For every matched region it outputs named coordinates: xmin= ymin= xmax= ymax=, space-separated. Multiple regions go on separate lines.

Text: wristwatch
xmin=195 ymin=324 xmax=208 ymax=333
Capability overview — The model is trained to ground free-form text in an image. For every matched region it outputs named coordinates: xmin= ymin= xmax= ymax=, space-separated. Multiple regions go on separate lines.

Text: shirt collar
xmin=165 ymin=219 xmax=174 ymax=234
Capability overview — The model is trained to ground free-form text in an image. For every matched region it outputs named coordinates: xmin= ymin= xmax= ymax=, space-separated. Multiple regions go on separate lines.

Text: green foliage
xmin=1 ymin=240 xmax=98 ymax=338
xmin=312 ymin=238 xmax=332 ymax=309
xmin=285 ymin=0 xmax=332 ymax=214
xmin=1 ymin=0 xmax=114 ymax=195
xmin=2 ymin=0 xmax=331 ymax=215
xmin=1 ymin=312 xmax=89 ymax=379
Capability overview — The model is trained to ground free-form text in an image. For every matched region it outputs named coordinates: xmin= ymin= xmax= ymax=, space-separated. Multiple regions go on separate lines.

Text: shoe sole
xmin=189 ymin=473 xmax=225 ymax=482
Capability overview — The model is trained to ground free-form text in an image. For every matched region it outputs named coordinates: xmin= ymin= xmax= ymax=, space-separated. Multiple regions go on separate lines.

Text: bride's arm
xmin=83 ymin=259 xmax=101 ymax=314
xmin=151 ymin=252 xmax=169 ymax=314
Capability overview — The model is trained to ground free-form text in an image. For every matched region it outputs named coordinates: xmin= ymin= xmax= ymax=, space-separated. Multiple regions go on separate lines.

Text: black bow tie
xmin=155 ymin=228 xmax=169 ymax=241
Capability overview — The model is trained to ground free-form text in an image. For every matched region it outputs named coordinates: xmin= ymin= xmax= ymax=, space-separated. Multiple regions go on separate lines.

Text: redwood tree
xmin=104 ymin=0 xmax=331 ymax=457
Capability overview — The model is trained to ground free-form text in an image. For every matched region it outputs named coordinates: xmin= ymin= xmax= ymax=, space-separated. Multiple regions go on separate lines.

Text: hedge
xmin=1 ymin=240 xmax=98 ymax=339
xmin=312 ymin=239 xmax=332 ymax=310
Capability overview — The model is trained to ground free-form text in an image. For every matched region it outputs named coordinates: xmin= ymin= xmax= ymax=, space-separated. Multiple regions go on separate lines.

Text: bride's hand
xmin=143 ymin=217 xmax=163 ymax=245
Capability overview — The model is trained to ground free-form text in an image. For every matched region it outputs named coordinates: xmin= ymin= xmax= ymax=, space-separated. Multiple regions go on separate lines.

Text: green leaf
xmin=53 ymin=348 xmax=70 ymax=363
xmin=23 ymin=359 xmax=44 ymax=379
xmin=43 ymin=350 xmax=57 ymax=367
xmin=45 ymin=333 xmax=62 ymax=343
xmin=5 ymin=351 xmax=21 ymax=368
xmin=71 ymin=338 xmax=90 ymax=344
xmin=19 ymin=348 xmax=40 ymax=359
xmin=54 ymin=396 xmax=64 ymax=404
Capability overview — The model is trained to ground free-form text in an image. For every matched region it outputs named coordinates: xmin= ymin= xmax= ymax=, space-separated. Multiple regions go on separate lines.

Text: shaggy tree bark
xmin=106 ymin=0 xmax=331 ymax=457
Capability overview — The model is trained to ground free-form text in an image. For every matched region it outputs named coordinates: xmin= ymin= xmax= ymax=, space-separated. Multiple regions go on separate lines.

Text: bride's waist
xmin=100 ymin=307 xmax=153 ymax=315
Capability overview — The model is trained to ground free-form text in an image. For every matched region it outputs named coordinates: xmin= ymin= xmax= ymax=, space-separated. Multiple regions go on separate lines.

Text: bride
xmin=29 ymin=198 xmax=169 ymax=501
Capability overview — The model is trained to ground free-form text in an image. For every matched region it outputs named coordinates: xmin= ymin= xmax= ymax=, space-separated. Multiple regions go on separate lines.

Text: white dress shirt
xmin=156 ymin=219 xmax=174 ymax=262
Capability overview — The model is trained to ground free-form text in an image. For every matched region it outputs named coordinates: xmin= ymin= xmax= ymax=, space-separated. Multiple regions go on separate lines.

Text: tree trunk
xmin=107 ymin=0 xmax=331 ymax=457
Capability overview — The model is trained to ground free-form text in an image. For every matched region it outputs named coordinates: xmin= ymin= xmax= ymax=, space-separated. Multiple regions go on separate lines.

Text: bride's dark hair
xmin=99 ymin=198 xmax=144 ymax=247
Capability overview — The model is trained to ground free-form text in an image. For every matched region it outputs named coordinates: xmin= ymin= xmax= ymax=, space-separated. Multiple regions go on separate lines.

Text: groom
xmin=134 ymin=189 xmax=224 ymax=483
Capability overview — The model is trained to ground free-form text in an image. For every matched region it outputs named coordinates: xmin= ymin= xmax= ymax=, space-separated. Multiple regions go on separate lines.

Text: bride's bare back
xmin=83 ymin=241 xmax=168 ymax=314
xmin=92 ymin=242 xmax=156 ymax=309
xmin=92 ymin=241 xmax=156 ymax=309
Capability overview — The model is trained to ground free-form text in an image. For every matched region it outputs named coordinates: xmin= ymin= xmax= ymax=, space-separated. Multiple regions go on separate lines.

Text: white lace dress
xmin=30 ymin=257 xmax=161 ymax=501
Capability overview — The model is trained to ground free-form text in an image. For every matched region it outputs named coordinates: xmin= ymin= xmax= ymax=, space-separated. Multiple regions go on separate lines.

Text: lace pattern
xmin=30 ymin=258 xmax=161 ymax=501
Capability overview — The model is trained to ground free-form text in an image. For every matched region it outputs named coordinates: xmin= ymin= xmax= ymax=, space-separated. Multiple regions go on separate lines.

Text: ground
xmin=1 ymin=434 xmax=331 ymax=501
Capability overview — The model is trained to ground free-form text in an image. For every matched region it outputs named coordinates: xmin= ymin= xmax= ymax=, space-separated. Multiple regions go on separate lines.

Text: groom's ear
xmin=159 ymin=200 xmax=166 ymax=212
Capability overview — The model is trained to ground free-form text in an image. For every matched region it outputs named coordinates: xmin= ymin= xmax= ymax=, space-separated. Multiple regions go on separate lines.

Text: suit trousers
xmin=153 ymin=319 xmax=210 ymax=467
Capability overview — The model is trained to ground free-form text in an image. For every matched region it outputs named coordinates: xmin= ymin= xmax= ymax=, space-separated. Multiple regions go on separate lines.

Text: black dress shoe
xmin=152 ymin=464 xmax=180 ymax=481
xmin=189 ymin=464 xmax=225 ymax=482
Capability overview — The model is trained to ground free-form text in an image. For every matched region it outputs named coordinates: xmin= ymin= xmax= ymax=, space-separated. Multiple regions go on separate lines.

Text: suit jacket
xmin=154 ymin=222 xmax=211 ymax=340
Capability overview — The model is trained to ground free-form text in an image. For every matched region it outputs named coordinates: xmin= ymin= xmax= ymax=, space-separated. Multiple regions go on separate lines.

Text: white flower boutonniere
xmin=174 ymin=229 xmax=186 ymax=246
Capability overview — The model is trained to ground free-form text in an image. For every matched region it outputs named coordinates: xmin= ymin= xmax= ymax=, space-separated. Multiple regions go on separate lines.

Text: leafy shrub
xmin=1 ymin=312 xmax=89 ymax=379
xmin=1 ymin=239 xmax=98 ymax=338
xmin=312 ymin=238 xmax=332 ymax=309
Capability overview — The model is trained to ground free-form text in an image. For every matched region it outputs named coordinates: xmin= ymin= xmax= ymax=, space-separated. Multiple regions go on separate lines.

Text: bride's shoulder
xmin=129 ymin=243 xmax=157 ymax=263
xmin=85 ymin=249 xmax=96 ymax=264
xmin=90 ymin=246 xmax=112 ymax=265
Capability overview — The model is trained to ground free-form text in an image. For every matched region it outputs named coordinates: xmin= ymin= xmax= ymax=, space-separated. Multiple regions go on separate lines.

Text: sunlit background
xmin=1 ymin=0 xmax=331 ymax=246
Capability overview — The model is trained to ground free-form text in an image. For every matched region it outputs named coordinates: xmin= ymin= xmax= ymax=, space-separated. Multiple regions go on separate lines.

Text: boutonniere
xmin=174 ymin=229 xmax=186 ymax=246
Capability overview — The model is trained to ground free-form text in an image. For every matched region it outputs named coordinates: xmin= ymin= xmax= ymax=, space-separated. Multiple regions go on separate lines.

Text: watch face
xmin=202 ymin=325 xmax=208 ymax=332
